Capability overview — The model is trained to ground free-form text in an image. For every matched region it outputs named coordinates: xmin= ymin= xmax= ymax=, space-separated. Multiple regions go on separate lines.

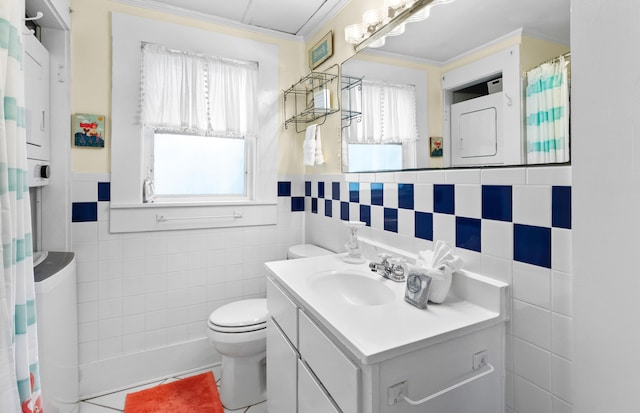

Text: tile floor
xmin=78 ymin=366 xmax=267 ymax=413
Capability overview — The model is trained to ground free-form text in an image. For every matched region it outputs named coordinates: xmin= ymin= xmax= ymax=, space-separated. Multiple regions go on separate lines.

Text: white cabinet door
xmin=298 ymin=360 xmax=341 ymax=413
xmin=24 ymin=34 xmax=50 ymax=161
xmin=267 ymin=277 xmax=298 ymax=347
xmin=267 ymin=318 xmax=297 ymax=413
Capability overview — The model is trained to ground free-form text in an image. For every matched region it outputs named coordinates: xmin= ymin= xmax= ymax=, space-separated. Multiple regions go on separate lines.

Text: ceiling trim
xmin=440 ymin=28 xmax=524 ymax=66
xmin=360 ymin=49 xmax=443 ymax=67
xmin=298 ymin=0 xmax=349 ymax=40
xmin=111 ymin=0 xmax=305 ymax=42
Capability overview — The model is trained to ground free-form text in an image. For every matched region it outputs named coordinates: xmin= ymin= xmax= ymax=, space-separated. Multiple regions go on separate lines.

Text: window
xmin=110 ymin=13 xmax=278 ymax=232
xmin=140 ymin=43 xmax=257 ymax=202
xmin=347 ymin=143 xmax=403 ymax=172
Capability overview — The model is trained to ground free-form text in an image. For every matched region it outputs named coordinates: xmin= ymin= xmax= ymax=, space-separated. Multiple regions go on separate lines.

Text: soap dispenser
xmin=343 ymin=221 xmax=365 ymax=264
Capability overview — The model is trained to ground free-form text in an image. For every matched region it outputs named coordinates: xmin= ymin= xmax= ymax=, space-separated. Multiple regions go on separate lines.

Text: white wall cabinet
xmin=24 ymin=34 xmax=50 ymax=162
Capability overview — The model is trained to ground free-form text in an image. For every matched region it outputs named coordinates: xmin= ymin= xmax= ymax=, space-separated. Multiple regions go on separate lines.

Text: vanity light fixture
xmin=345 ymin=0 xmax=456 ymax=51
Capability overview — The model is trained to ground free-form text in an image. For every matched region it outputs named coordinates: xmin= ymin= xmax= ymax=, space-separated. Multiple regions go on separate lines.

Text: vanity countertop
xmin=265 ymin=253 xmax=508 ymax=365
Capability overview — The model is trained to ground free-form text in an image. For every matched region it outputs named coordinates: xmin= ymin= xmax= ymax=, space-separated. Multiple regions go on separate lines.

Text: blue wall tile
xmin=340 ymin=201 xmax=349 ymax=221
xmin=325 ymin=199 xmax=332 ymax=217
xmin=98 ymin=182 xmax=111 ymax=202
xmin=482 ymin=185 xmax=512 ymax=222
xmin=434 ymin=184 xmax=455 ymax=214
xmin=456 ymin=217 xmax=481 ymax=252
xmin=305 ymin=181 xmax=312 ymax=197
xmin=277 ymin=181 xmax=291 ymax=197
xmin=311 ymin=198 xmax=318 ymax=214
xmin=415 ymin=211 xmax=433 ymax=240
xmin=318 ymin=182 xmax=325 ymax=199
xmin=398 ymin=183 xmax=414 ymax=210
xmin=72 ymin=202 xmax=98 ymax=222
xmin=514 ymin=224 xmax=552 ymax=268
xmin=349 ymin=182 xmax=359 ymax=203
xmin=291 ymin=197 xmax=305 ymax=212
xmin=384 ymin=208 xmax=398 ymax=233
xmin=552 ymin=186 xmax=571 ymax=229
xmin=332 ymin=182 xmax=340 ymax=200
xmin=360 ymin=205 xmax=371 ymax=227
xmin=371 ymin=183 xmax=384 ymax=206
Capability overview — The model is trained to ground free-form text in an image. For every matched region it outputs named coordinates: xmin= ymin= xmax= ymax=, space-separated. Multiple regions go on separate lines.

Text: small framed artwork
xmin=430 ymin=136 xmax=443 ymax=157
xmin=73 ymin=113 xmax=105 ymax=148
xmin=309 ymin=31 xmax=333 ymax=69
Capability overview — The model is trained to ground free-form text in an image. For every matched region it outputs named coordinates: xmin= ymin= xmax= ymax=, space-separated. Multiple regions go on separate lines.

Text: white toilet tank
xmin=287 ymin=244 xmax=333 ymax=259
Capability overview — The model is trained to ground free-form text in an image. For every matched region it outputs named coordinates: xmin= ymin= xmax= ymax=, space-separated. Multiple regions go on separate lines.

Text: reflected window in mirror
xmin=342 ymin=79 xmax=418 ymax=172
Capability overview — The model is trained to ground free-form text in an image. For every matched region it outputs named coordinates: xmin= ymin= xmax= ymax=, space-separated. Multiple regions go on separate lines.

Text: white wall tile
xmin=482 ymin=167 xmax=526 ymax=185
xmin=398 ymin=209 xmax=414 ymax=238
xmin=513 ymin=185 xmax=552 ymax=227
xmin=512 ymin=299 xmax=552 ymax=351
xmin=527 ymin=166 xmax=572 ymax=186
xmin=72 ymin=222 xmax=98 ymax=243
xmin=416 ymin=170 xmax=445 ymax=184
xmin=481 ymin=220 xmax=513 ymax=259
xmin=445 ymin=169 xmax=481 ymax=184
xmin=77 ymin=281 xmax=98 ymax=303
xmin=78 ymin=301 xmax=98 ymax=323
xmin=514 ymin=375 xmax=552 ymax=413
xmin=413 ymin=183 xmax=433 ymax=212
xmin=432 ymin=213 xmax=455 ymax=246
xmin=383 ymin=182 xmax=398 ymax=209
xmin=72 ymin=181 xmax=97 ymax=202
xmin=480 ymin=255 xmax=513 ymax=285
xmin=553 ymin=396 xmax=573 ymax=413
xmin=122 ymin=238 xmax=146 ymax=259
xmin=123 ymin=333 xmax=146 ymax=355
xmin=551 ymin=356 xmax=573 ymax=404
xmin=371 ymin=205 xmax=384 ymax=230
xmin=359 ymin=182 xmax=371 ymax=205
xmin=98 ymin=260 xmax=122 ymax=280
xmin=514 ymin=337 xmax=551 ymax=391
xmin=552 ymin=228 xmax=572 ymax=273
xmin=78 ymin=321 xmax=98 ymax=344
xmin=79 ymin=341 xmax=98 ymax=364
xmin=513 ymin=262 xmax=551 ymax=309
xmin=99 ymin=240 xmax=123 ymax=262
xmin=551 ymin=313 xmax=573 ymax=361
xmin=395 ymin=171 xmax=417 ymax=183
xmin=122 ymin=314 xmax=145 ymax=335
xmin=552 ymin=271 xmax=573 ymax=317
xmin=455 ymin=184 xmax=481 ymax=218
xmin=73 ymin=242 xmax=98 ymax=263
xmin=98 ymin=298 xmax=123 ymax=320
xmin=77 ymin=260 xmax=98 ymax=283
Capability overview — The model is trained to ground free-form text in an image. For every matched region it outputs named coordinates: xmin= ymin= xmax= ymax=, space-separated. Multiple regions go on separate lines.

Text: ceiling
xmin=141 ymin=0 xmax=349 ymax=37
xmin=141 ymin=0 xmax=570 ymax=63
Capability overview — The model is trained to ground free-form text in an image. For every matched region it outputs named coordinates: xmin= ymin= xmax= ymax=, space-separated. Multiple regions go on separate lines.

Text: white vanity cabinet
xmin=265 ymin=255 xmax=508 ymax=413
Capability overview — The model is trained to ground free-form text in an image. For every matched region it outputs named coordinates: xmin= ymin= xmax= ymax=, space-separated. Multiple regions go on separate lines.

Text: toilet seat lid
xmin=209 ymin=298 xmax=267 ymax=329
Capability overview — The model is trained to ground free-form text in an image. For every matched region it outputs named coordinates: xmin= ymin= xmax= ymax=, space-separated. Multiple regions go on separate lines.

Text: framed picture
xmin=73 ymin=113 xmax=105 ymax=148
xmin=309 ymin=31 xmax=333 ymax=69
xmin=430 ymin=136 xmax=443 ymax=157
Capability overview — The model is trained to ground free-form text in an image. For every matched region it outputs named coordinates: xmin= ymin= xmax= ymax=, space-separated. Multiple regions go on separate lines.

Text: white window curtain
xmin=141 ymin=43 xmax=258 ymax=138
xmin=343 ymin=80 xmax=418 ymax=144
xmin=525 ymin=56 xmax=570 ymax=164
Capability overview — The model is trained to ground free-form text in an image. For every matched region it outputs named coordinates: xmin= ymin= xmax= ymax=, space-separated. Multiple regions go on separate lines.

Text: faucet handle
xmin=377 ymin=252 xmax=392 ymax=262
xmin=389 ymin=257 xmax=408 ymax=280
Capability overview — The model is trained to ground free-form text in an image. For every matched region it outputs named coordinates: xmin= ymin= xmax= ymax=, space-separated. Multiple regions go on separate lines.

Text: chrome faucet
xmin=369 ymin=253 xmax=406 ymax=282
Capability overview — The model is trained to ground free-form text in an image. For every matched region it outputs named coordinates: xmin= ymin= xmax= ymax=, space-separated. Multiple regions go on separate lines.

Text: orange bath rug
xmin=124 ymin=372 xmax=224 ymax=413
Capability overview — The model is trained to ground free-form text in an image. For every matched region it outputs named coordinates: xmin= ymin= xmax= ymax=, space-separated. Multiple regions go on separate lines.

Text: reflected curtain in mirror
xmin=525 ymin=56 xmax=570 ymax=164
xmin=342 ymin=80 xmax=418 ymax=172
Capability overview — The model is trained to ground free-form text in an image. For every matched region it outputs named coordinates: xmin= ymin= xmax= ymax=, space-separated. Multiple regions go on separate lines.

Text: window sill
xmin=109 ymin=201 xmax=277 ymax=233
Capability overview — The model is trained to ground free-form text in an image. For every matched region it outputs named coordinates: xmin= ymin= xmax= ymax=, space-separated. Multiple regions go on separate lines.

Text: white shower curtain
xmin=525 ymin=57 xmax=570 ymax=164
xmin=0 ymin=1 xmax=42 ymax=412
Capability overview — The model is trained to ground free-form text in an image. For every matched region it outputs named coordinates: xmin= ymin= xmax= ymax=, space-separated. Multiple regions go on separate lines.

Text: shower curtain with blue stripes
xmin=0 ymin=1 xmax=42 ymax=412
xmin=525 ymin=56 xmax=570 ymax=164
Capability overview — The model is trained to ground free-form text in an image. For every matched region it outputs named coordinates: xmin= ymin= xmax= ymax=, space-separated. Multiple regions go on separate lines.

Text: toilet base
xmin=219 ymin=352 xmax=266 ymax=410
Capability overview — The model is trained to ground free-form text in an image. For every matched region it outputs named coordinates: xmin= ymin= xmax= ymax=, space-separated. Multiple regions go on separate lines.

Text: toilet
xmin=207 ymin=243 xmax=333 ymax=409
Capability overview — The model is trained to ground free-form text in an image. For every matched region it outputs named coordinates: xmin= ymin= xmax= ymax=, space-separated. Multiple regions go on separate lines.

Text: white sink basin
xmin=309 ymin=270 xmax=396 ymax=306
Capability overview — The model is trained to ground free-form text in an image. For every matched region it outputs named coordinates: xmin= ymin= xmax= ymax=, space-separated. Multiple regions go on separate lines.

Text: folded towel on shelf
xmin=303 ymin=124 xmax=317 ymax=166
xmin=414 ymin=240 xmax=464 ymax=303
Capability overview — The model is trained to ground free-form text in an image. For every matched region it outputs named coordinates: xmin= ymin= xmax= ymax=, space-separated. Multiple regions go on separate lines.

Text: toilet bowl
xmin=206 ymin=244 xmax=333 ymax=409
xmin=207 ymin=299 xmax=267 ymax=410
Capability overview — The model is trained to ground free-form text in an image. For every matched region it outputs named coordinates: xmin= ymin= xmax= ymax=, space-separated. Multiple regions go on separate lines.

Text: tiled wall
xmin=73 ymin=168 xmax=572 ymax=412
xmin=71 ymin=173 xmax=303 ymax=379
xmin=296 ymin=167 xmax=573 ymax=413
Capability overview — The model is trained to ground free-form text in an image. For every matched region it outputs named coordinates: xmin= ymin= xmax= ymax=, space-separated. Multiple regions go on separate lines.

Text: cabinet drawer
xmin=267 ymin=277 xmax=298 ymax=348
xmin=298 ymin=359 xmax=341 ymax=413
xmin=299 ymin=310 xmax=359 ymax=413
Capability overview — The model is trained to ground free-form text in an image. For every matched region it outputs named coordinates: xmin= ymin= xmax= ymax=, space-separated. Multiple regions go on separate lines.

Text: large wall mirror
xmin=340 ymin=0 xmax=570 ymax=173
